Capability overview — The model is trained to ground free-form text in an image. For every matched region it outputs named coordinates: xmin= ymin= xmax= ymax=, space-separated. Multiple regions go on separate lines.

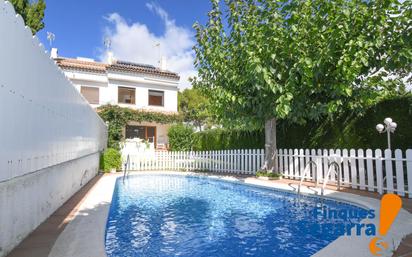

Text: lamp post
xmin=376 ymin=118 xmax=397 ymax=149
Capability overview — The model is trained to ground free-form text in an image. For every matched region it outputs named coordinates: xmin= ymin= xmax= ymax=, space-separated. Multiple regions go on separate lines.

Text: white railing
xmin=126 ymin=149 xmax=265 ymax=175
xmin=277 ymin=149 xmax=412 ymax=198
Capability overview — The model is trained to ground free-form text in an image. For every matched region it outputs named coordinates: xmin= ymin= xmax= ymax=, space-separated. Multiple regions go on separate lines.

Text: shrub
xmin=100 ymin=148 xmax=122 ymax=172
xmin=277 ymin=95 xmax=412 ymax=150
xmin=256 ymin=170 xmax=282 ymax=178
xmin=168 ymin=124 xmax=195 ymax=151
xmin=193 ymin=129 xmax=265 ymax=150
xmin=189 ymin=95 xmax=412 ymax=151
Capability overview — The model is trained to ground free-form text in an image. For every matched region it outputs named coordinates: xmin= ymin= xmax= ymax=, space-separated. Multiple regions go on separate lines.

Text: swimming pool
xmin=105 ymin=174 xmax=365 ymax=257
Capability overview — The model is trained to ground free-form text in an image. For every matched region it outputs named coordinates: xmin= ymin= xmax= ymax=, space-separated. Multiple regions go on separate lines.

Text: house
xmin=52 ymin=48 xmax=179 ymax=149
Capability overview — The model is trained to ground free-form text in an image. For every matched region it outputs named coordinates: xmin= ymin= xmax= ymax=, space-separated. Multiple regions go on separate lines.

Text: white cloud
xmin=100 ymin=3 xmax=196 ymax=90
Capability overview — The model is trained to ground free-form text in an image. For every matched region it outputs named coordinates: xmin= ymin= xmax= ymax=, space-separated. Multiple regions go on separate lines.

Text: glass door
xmin=125 ymin=125 xmax=157 ymax=147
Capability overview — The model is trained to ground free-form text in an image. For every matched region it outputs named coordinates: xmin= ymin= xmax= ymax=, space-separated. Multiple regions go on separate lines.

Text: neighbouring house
xmin=52 ymin=48 xmax=179 ymax=150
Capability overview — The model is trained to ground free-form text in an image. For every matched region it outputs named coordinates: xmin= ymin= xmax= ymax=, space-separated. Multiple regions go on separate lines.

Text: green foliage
xmin=98 ymin=105 xmax=182 ymax=149
xmin=100 ymin=148 xmax=122 ymax=172
xmin=193 ymin=129 xmax=264 ymax=150
xmin=168 ymin=124 xmax=195 ymax=151
xmin=193 ymin=0 xmax=411 ymax=127
xmin=256 ymin=171 xmax=282 ymax=178
xmin=189 ymin=96 xmax=412 ymax=151
xmin=10 ymin=0 xmax=46 ymax=34
xmin=279 ymin=95 xmax=412 ymax=151
xmin=178 ymin=88 xmax=212 ymax=130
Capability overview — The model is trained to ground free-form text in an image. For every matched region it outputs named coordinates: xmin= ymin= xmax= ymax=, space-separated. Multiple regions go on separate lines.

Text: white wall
xmin=65 ymin=71 xmax=179 ymax=112
xmin=0 ymin=1 xmax=107 ymax=182
xmin=0 ymin=153 xmax=100 ymax=257
xmin=0 ymin=2 xmax=107 ymax=256
xmin=106 ymin=78 xmax=178 ymax=112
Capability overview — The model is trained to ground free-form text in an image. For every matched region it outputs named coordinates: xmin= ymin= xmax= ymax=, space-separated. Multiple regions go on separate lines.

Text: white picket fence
xmin=277 ymin=149 xmax=412 ymax=198
xmin=126 ymin=149 xmax=265 ymax=175
xmin=123 ymin=148 xmax=412 ymax=198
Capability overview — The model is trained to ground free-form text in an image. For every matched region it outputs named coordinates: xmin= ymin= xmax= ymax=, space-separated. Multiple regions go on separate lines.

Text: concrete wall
xmin=0 ymin=1 xmax=107 ymax=256
xmin=0 ymin=153 xmax=100 ymax=257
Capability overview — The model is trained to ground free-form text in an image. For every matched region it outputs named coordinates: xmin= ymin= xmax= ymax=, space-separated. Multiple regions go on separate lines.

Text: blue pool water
xmin=105 ymin=175 xmax=365 ymax=257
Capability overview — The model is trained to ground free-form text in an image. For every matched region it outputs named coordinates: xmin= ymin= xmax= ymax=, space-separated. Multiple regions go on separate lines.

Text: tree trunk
xmin=264 ymin=117 xmax=277 ymax=173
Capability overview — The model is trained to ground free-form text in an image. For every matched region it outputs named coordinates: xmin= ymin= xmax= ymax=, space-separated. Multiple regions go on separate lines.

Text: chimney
xmin=107 ymin=51 xmax=115 ymax=64
xmin=50 ymin=48 xmax=58 ymax=59
xmin=160 ymin=56 xmax=167 ymax=71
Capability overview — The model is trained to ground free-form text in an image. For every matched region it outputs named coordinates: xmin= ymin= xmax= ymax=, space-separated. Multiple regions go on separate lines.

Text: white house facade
xmin=53 ymin=49 xmax=179 ymax=149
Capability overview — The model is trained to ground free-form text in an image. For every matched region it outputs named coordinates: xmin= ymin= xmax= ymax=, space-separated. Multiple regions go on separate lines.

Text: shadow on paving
xmin=6 ymin=174 xmax=104 ymax=257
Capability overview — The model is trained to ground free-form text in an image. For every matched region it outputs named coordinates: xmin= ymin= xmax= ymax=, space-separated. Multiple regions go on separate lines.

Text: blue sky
xmin=37 ymin=1 xmax=213 ymax=89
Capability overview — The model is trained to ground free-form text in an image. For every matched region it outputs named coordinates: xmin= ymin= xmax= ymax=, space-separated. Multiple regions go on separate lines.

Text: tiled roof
xmin=55 ymin=58 xmax=107 ymax=73
xmin=55 ymin=58 xmax=180 ymax=80
xmin=108 ymin=61 xmax=180 ymax=80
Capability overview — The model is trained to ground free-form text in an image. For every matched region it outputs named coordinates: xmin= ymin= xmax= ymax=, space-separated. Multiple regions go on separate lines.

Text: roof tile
xmin=55 ymin=58 xmax=180 ymax=80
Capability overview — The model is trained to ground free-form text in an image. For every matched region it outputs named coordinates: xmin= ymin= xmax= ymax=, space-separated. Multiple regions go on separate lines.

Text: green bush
xmin=189 ymin=95 xmax=412 ymax=151
xmin=193 ymin=129 xmax=265 ymax=150
xmin=277 ymin=95 xmax=412 ymax=150
xmin=100 ymin=148 xmax=122 ymax=172
xmin=256 ymin=170 xmax=282 ymax=178
xmin=168 ymin=124 xmax=195 ymax=151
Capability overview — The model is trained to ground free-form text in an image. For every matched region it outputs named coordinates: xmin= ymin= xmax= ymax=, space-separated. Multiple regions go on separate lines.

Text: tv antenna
xmin=47 ymin=32 xmax=55 ymax=46
xmin=104 ymin=37 xmax=112 ymax=50
xmin=154 ymin=42 xmax=161 ymax=66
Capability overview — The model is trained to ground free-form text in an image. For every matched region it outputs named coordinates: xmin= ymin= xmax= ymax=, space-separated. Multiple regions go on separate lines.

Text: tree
xmin=192 ymin=0 xmax=411 ymax=172
xmin=10 ymin=0 xmax=46 ymax=34
xmin=178 ymin=88 xmax=212 ymax=131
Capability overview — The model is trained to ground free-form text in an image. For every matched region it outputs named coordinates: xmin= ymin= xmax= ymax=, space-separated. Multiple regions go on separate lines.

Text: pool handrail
xmin=297 ymin=160 xmax=318 ymax=194
xmin=123 ymin=154 xmax=130 ymax=182
xmin=321 ymin=161 xmax=341 ymax=195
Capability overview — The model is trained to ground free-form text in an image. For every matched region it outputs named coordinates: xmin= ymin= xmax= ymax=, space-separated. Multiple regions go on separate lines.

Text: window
xmin=148 ymin=90 xmax=164 ymax=106
xmin=118 ymin=87 xmax=136 ymax=104
xmin=126 ymin=126 xmax=146 ymax=140
xmin=126 ymin=125 xmax=157 ymax=145
xmin=80 ymin=86 xmax=99 ymax=104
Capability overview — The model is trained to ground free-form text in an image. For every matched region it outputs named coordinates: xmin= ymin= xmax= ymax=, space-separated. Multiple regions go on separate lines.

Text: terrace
xmin=1 ymin=0 xmax=412 ymax=257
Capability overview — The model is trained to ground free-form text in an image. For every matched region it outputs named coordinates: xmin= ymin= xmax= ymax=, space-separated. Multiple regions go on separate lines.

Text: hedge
xmin=180 ymin=96 xmax=412 ymax=151
xmin=168 ymin=124 xmax=195 ymax=151
xmin=100 ymin=148 xmax=122 ymax=172
xmin=277 ymin=96 xmax=412 ymax=150
xmin=192 ymin=129 xmax=264 ymax=151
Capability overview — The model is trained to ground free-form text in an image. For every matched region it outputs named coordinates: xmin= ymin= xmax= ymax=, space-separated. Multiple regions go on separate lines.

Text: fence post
xmin=247 ymin=149 xmax=251 ymax=174
xmin=394 ymin=149 xmax=405 ymax=196
xmin=278 ymin=149 xmax=283 ymax=176
xmin=288 ymin=149 xmax=294 ymax=178
xmin=406 ymin=149 xmax=412 ymax=198
xmin=358 ymin=149 xmax=366 ymax=190
xmin=365 ymin=149 xmax=374 ymax=192
xmin=283 ymin=149 xmax=289 ymax=178
xmin=349 ymin=149 xmax=357 ymax=189
xmin=384 ymin=149 xmax=394 ymax=193
xmin=299 ymin=149 xmax=304 ymax=178
xmin=310 ymin=149 xmax=317 ymax=182
xmin=207 ymin=151 xmax=210 ymax=171
xmin=375 ymin=149 xmax=383 ymax=194
xmin=251 ymin=149 xmax=255 ymax=173
xmin=230 ymin=149 xmax=233 ymax=173
xmin=234 ymin=149 xmax=238 ymax=173
xmin=241 ymin=149 xmax=245 ymax=174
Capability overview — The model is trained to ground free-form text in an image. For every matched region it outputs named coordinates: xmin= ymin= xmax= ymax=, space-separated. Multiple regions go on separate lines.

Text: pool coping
xmin=48 ymin=171 xmax=412 ymax=257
